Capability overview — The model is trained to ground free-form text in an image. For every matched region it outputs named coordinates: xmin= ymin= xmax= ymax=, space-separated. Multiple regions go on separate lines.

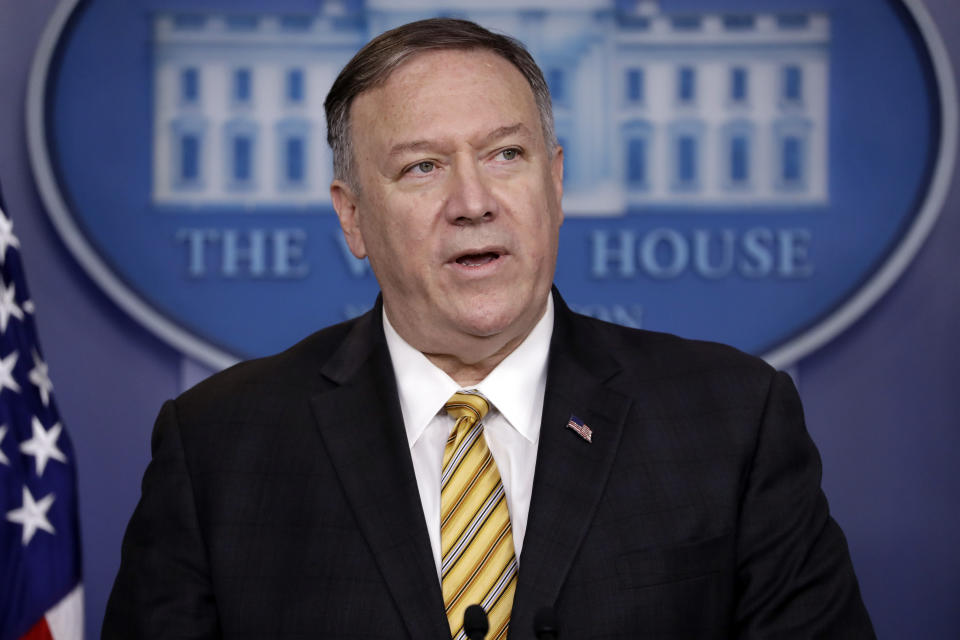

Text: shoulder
xmin=559 ymin=309 xmax=801 ymax=470
xmin=565 ymin=307 xmax=776 ymax=381
xmin=173 ymin=313 xmax=364 ymax=419
xmin=557 ymin=307 xmax=786 ymax=427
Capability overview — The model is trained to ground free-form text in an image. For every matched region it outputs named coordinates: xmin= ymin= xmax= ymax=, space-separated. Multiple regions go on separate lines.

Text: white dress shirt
xmin=382 ymin=296 xmax=554 ymax=577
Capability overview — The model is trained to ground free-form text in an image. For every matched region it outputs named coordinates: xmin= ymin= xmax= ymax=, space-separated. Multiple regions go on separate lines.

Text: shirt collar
xmin=383 ymin=295 xmax=554 ymax=448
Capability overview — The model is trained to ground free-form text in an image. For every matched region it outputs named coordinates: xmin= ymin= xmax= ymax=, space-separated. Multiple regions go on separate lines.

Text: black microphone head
xmin=463 ymin=604 xmax=489 ymax=640
xmin=533 ymin=606 xmax=559 ymax=638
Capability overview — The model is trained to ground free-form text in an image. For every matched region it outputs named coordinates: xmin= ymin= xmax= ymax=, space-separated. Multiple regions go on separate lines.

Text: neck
xmin=384 ymin=296 xmax=549 ymax=387
xmin=422 ymin=332 xmax=529 ymax=386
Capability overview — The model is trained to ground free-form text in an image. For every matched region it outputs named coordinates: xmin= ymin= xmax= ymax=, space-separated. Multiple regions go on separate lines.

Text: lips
xmin=449 ymin=246 xmax=506 ymax=268
xmin=455 ymin=251 xmax=501 ymax=267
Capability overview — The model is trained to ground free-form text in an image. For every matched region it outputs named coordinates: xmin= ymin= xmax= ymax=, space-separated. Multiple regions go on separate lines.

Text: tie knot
xmin=444 ymin=391 xmax=490 ymax=427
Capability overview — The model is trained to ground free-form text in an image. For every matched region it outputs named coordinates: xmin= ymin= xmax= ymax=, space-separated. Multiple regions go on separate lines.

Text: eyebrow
xmin=386 ymin=123 xmax=530 ymax=158
xmin=481 ymin=123 xmax=528 ymax=146
xmin=387 ymin=139 xmax=434 ymax=158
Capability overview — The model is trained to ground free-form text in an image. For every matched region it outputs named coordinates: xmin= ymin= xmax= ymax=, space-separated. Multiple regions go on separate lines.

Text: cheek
xmin=361 ymin=203 xmax=437 ymax=268
xmin=374 ymin=190 xmax=435 ymax=232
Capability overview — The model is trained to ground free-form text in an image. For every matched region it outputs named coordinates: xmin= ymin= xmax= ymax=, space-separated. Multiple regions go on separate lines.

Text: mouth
xmin=454 ymin=251 xmax=503 ymax=267
xmin=449 ymin=245 xmax=507 ymax=269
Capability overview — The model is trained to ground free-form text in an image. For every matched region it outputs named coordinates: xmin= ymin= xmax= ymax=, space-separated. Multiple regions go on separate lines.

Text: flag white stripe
xmin=46 ymin=583 xmax=84 ymax=640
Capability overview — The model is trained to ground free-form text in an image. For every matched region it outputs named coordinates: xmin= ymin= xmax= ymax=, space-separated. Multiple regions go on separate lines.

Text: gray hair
xmin=323 ymin=18 xmax=557 ymax=189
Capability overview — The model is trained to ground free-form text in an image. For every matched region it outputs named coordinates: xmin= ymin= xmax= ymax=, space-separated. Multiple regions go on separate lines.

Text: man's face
xmin=332 ymin=48 xmax=564 ymax=357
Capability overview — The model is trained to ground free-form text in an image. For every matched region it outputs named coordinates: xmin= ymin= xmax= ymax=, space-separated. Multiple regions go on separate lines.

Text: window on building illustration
xmin=286 ymin=69 xmax=305 ymax=103
xmin=671 ymin=16 xmax=701 ymax=31
xmin=233 ymin=68 xmax=252 ymax=104
xmin=677 ymin=67 xmax=696 ymax=104
xmin=180 ymin=134 xmax=200 ymax=183
xmin=777 ymin=14 xmax=810 ymax=30
xmin=626 ymin=68 xmax=645 ymax=104
xmin=721 ymin=121 xmax=754 ymax=190
xmin=620 ymin=15 xmax=650 ymax=30
xmin=226 ymin=15 xmax=259 ymax=31
xmin=547 ymin=68 xmax=566 ymax=104
xmin=723 ymin=15 xmax=755 ymax=30
xmin=730 ymin=135 xmax=750 ymax=185
xmin=783 ymin=66 xmax=803 ymax=103
xmin=285 ymin=137 xmax=305 ymax=184
xmin=171 ymin=117 xmax=206 ymax=189
xmin=668 ymin=121 xmax=703 ymax=191
xmin=332 ymin=14 xmax=363 ymax=30
xmin=623 ymin=121 xmax=651 ymax=189
xmin=676 ymin=135 xmax=698 ymax=186
xmin=773 ymin=118 xmax=810 ymax=191
xmin=232 ymin=135 xmax=253 ymax=184
xmin=181 ymin=68 xmax=199 ymax=103
xmin=730 ymin=67 xmax=748 ymax=103
xmin=280 ymin=15 xmax=313 ymax=31
xmin=781 ymin=136 xmax=804 ymax=185
xmin=276 ymin=119 xmax=310 ymax=189
xmin=627 ymin=138 xmax=648 ymax=187
xmin=173 ymin=14 xmax=205 ymax=30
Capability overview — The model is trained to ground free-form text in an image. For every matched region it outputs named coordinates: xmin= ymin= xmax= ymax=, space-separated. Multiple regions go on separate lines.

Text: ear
xmin=330 ymin=180 xmax=368 ymax=259
xmin=551 ymin=144 xmax=565 ymax=225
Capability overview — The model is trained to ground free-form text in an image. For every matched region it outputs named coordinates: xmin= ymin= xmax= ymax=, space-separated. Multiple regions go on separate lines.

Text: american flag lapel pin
xmin=566 ymin=414 xmax=593 ymax=443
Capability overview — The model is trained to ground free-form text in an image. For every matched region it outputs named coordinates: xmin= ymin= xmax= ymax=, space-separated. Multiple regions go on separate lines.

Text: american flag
xmin=566 ymin=414 xmax=593 ymax=443
xmin=0 ymin=185 xmax=83 ymax=640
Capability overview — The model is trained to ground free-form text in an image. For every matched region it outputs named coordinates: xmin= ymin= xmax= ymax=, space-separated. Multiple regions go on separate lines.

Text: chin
xmin=453 ymin=301 xmax=531 ymax=340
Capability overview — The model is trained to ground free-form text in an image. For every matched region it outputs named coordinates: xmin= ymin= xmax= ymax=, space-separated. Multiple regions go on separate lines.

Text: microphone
xmin=463 ymin=604 xmax=489 ymax=640
xmin=533 ymin=606 xmax=559 ymax=639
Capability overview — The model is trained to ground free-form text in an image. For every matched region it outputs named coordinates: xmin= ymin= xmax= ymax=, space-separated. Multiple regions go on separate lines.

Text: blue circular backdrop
xmin=37 ymin=0 xmax=945 ymax=364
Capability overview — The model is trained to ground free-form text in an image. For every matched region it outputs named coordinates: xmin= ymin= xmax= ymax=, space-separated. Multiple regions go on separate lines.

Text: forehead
xmin=379 ymin=47 xmax=528 ymax=94
xmin=348 ymin=48 xmax=542 ymax=148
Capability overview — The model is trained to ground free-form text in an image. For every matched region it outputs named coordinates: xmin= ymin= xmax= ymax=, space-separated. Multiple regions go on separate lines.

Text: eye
xmin=498 ymin=148 xmax=521 ymax=161
xmin=407 ymin=160 xmax=436 ymax=175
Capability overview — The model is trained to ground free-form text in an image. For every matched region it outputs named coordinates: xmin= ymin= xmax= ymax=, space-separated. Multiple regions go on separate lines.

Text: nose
xmin=443 ymin=157 xmax=498 ymax=225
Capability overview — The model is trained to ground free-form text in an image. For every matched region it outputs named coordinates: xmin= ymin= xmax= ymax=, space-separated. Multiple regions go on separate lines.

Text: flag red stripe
xmin=20 ymin=618 xmax=54 ymax=640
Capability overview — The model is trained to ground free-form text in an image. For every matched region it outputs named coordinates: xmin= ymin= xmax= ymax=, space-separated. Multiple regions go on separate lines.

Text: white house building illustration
xmin=151 ymin=0 xmax=830 ymax=215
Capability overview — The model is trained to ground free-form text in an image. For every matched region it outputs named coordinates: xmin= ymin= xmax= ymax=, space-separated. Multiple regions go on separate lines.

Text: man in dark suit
xmin=104 ymin=18 xmax=874 ymax=639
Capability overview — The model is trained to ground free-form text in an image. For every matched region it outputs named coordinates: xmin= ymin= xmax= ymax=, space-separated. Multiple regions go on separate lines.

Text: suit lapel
xmin=511 ymin=294 xmax=633 ymax=637
xmin=309 ymin=307 xmax=449 ymax=639
xmin=307 ymin=294 xmax=634 ymax=638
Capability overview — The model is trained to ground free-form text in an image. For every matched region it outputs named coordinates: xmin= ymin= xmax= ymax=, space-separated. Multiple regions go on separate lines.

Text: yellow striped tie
xmin=441 ymin=391 xmax=518 ymax=640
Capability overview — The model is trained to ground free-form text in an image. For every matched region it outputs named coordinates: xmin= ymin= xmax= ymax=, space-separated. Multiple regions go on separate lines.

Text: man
xmin=104 ymin=18 xmax=874 ymax=639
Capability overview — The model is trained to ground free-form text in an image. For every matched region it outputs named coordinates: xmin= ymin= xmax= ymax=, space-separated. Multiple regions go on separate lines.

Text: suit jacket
xmin=103 ymin=292 xmax=874 ymax=639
